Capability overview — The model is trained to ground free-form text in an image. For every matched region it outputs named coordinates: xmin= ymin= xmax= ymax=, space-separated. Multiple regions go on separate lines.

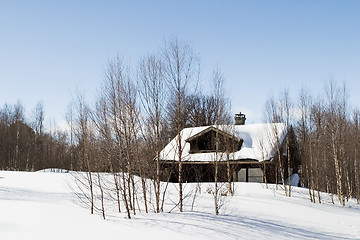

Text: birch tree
xmin=211 ymin=68 xmax=232 ymax=214
xmin=102 ymin=57 xmax=132 ymax=218
xmin=325 ymin=80 xmax=348 ymax=206
xmin=265 ymin=96 xmax=288 ymax=196
xmin=73 ymin=92 xmax=95 ymax=214
xmin=353 ymin=109 xmax=360 ymax=204
xmin=138 ymin=54 xmax=167 ymax=213
xmin=162 ymin=37 xmax=199 ymax=212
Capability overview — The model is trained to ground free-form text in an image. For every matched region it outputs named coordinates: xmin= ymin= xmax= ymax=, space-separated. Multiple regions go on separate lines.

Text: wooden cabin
xmin=158 ymin=121 xmax=300 ymax=184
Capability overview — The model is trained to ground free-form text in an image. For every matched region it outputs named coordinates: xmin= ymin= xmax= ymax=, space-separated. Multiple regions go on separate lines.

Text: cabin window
xmin=237 ymin=168 xmax=263 ymax=183
xmin=188 ymin=130 xmax=242 ymax=153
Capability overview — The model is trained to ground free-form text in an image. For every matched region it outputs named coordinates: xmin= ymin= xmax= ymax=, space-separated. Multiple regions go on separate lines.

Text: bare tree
xmin=325 ymin=80 xmax=348 ymax=206
xmin=162 ymin=37 xmax=199 ymax=212
xmin=66 ymin=101 xmax=75 ymax=171
xmin=138 ymin=54 xmax=167 ymax=213
xmin=12 ymin=101 xmax=25 ymax=170
xmin=279 ymin=90 xmax=293 ymax=197
xmin=353 ymin=109 xmax=360 ymax=204
xmin=297 ymin=88 xmax=316 ymax=202
xmin=101 ymin=56 xmax=132 ymax=218
xmin=91 ymin=95 xmax=123 ymax=214
xmin=73 ymin=92 xmax=95 ymax=214
xmin=211 ymin=68 xmax=232 ymax=215
xmin=265 ymin=96 xmax=288 ymax=196
xmin=258 ymin=137 xmax=268 ymax=189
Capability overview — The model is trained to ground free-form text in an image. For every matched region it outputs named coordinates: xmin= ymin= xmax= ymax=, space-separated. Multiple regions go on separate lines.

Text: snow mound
xmin=285 ymin=173 xmax=300 ymax=186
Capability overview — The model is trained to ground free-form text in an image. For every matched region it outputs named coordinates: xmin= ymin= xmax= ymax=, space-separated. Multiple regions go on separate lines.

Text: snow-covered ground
xmin=0 ymin=170 xmax=359 ymax=240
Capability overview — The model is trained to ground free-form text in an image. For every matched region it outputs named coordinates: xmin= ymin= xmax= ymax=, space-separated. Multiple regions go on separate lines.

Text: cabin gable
xmin=186 ymin=127 xmax=243 ymax=154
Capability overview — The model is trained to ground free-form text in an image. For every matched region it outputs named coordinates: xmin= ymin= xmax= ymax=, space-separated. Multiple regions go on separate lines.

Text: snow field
xmin=0 ymin=170 xmax=360 ymax=240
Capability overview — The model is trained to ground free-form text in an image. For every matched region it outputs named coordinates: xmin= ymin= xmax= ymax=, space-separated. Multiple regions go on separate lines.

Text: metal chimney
xmin=235 ymin=112 xmax=246 ymax=125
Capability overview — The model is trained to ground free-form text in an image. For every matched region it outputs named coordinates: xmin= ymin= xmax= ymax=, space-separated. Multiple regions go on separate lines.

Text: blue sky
xmin=1 ymin=1 xmax=360 ymax=127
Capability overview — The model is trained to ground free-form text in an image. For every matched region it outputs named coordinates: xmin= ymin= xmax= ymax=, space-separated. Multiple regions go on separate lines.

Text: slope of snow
xmin=0 ymin=170 xmax=360 ymax=240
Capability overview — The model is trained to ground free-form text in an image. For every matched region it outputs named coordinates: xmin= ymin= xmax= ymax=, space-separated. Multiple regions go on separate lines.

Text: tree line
xmin=267 ymin=80 xmax=360 ymax=206
xmin=0 ymin=101 xmax=70 ymax=171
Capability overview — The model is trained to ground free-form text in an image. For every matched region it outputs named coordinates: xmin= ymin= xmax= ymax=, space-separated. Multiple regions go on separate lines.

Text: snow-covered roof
xmin=159 ymin=123 xmax=287 ymax=162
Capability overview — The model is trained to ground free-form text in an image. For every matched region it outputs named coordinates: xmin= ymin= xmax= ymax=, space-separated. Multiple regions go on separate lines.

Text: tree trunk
xmin=332 ymin=132 xmax=345 ymax=206
xmin=277 ymin=147 xmax=287 ymax=197
xmin=97 ymin=173 xmax=106 ymax=220
xmin=355 ymin=150 xmax=360 ymax=204
xmin=178 ymin=130 xmax=183 ymax=212
xmin=287 ymin=135 xmax=291 ymax=197
xmin=214 ymin=158 xmax=219 ymax=215
xmin=226 ymin=153 xmax=232 ymax=195
xmin=156 ymin=151 xmax=161 ymax=213
xmin=122 ymin=170 xmax=131 ymax=219
xmin=114 ymin=173 xmax=121 ymax=213
xmin=179 ymin=160 xmax=183 ymax=212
